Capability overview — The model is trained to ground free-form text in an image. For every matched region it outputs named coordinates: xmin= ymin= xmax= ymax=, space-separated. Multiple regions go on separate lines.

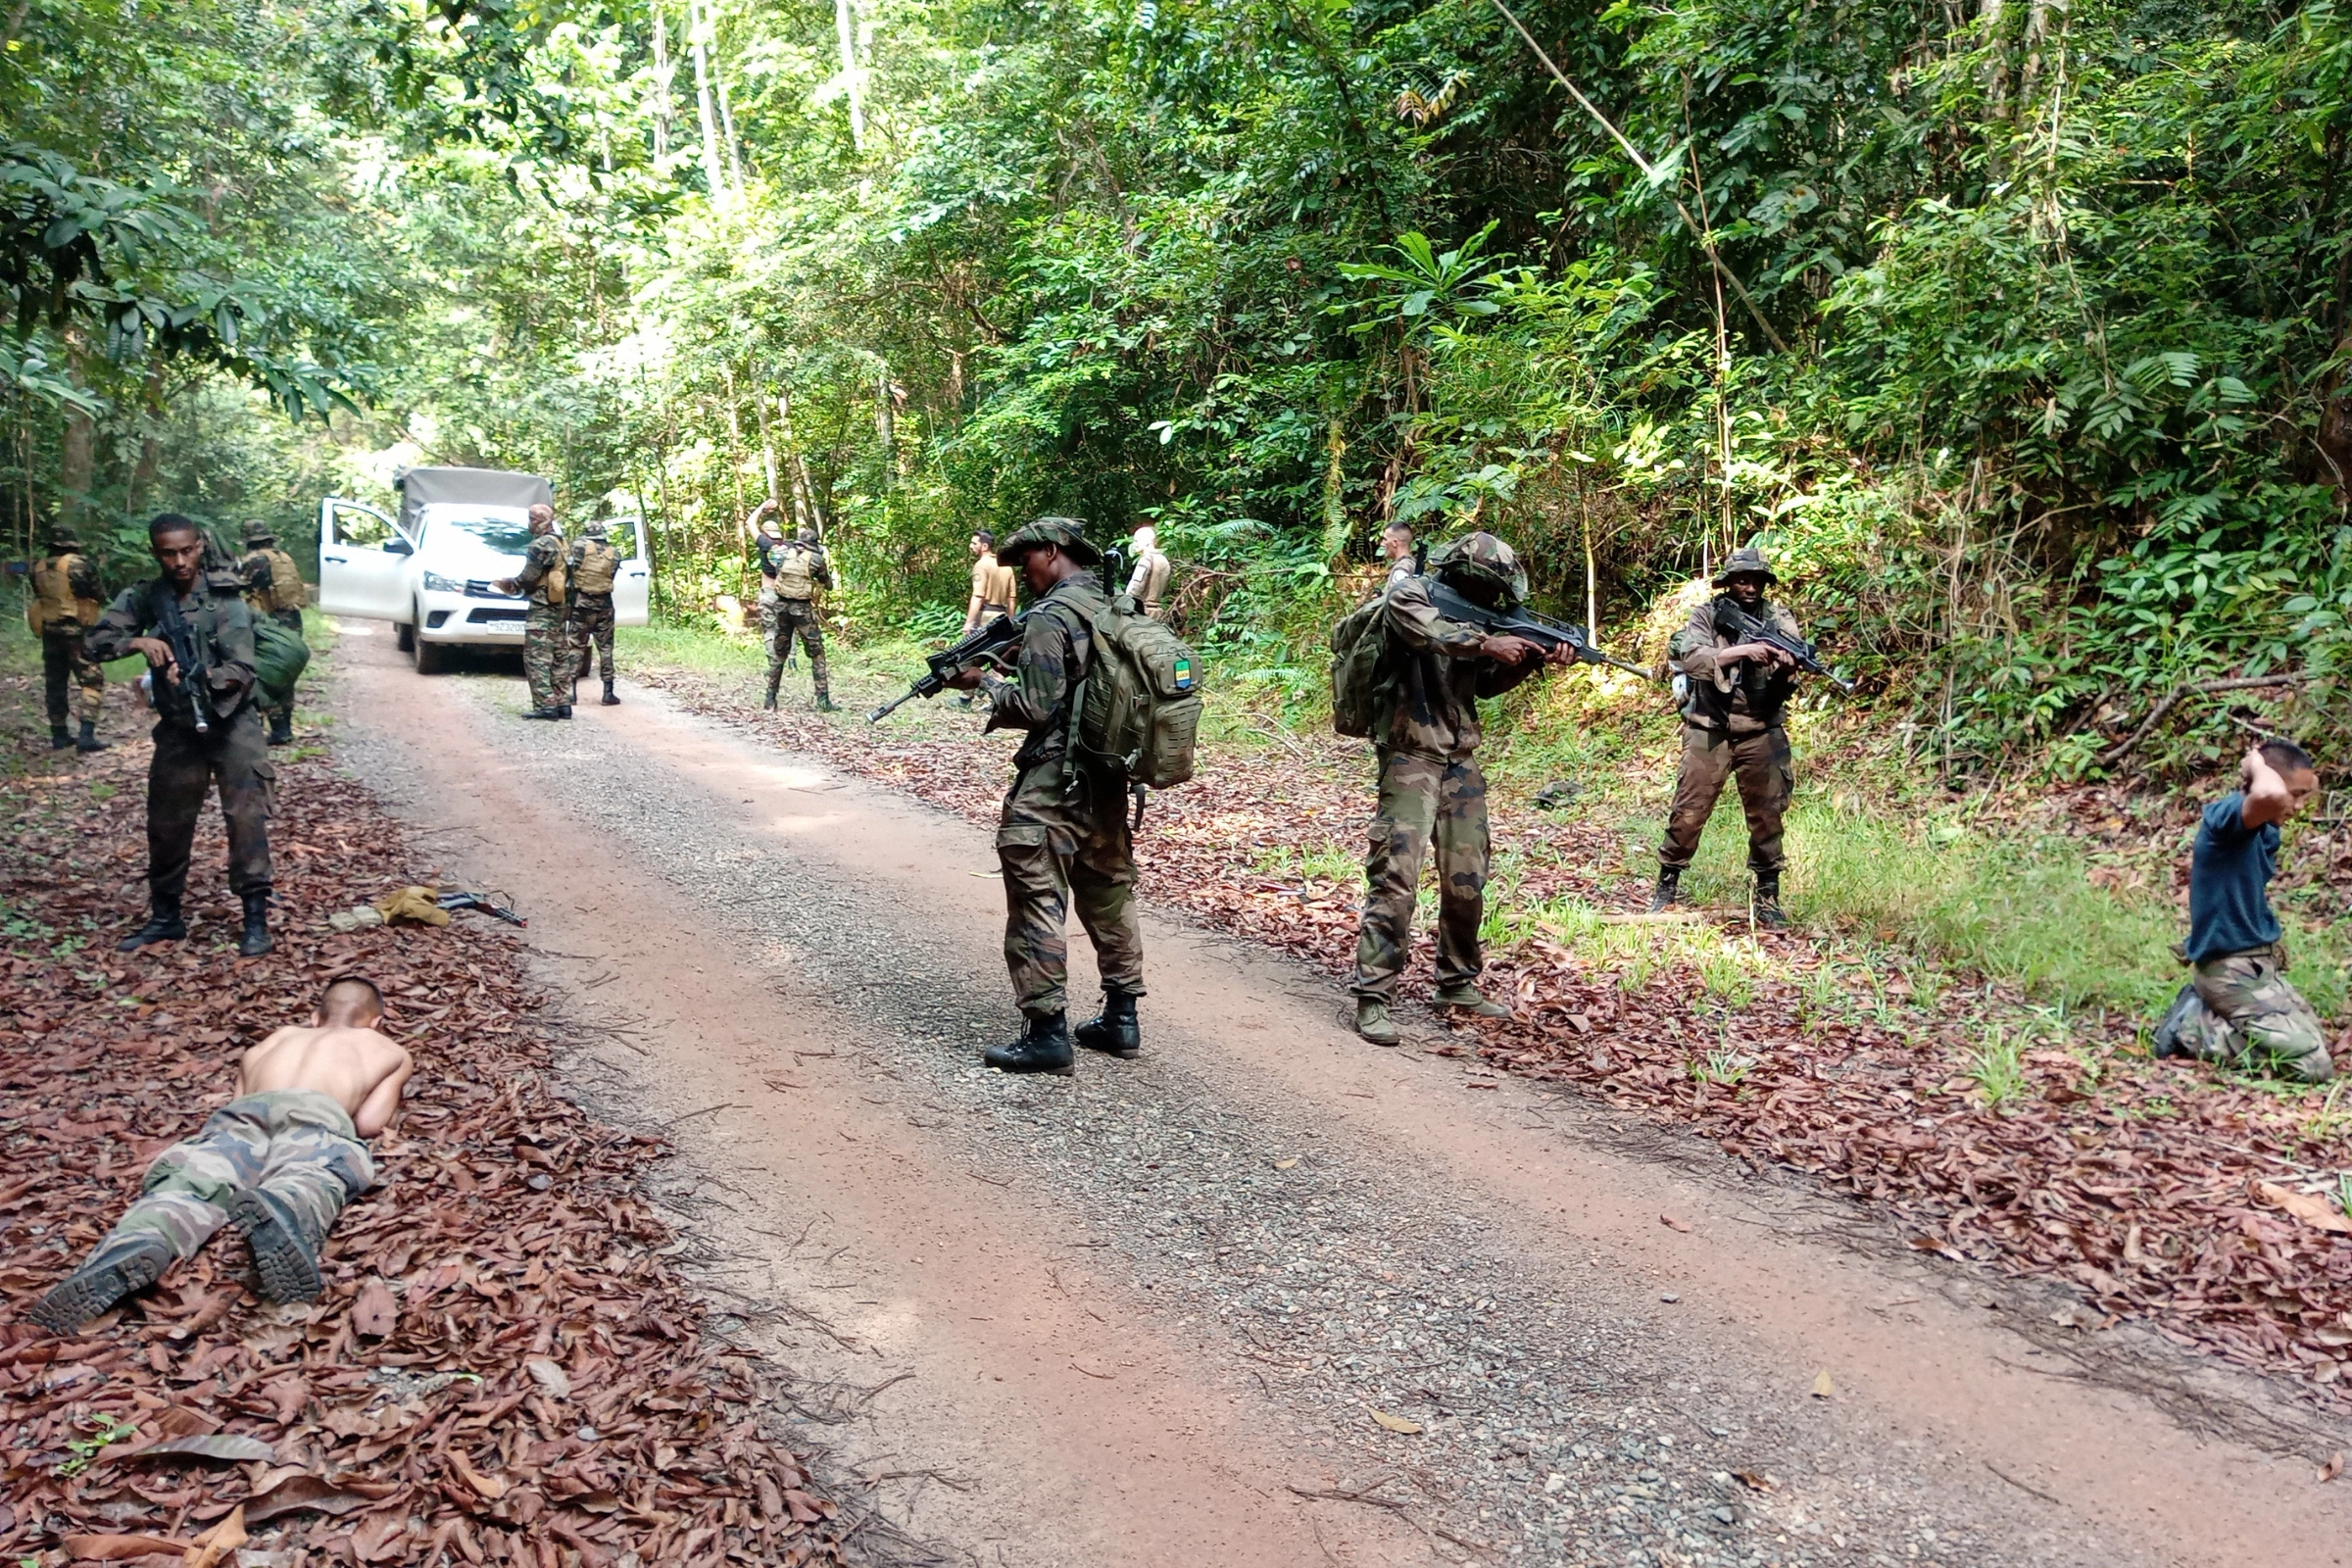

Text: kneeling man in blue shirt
xmin=2153 ymin=740 xmax=2334 ymax=1083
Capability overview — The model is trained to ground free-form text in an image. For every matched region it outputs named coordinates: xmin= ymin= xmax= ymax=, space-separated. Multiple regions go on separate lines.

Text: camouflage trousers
xmin=998 ymin=758 xmax=1145 ymax=1017
xmin=1350 ymin=749 xmax=1489 ymax=1002
xmin=522 ymin=603 xmax=571 ymax=711
xmin=2174 ymin=946 xmax=2334 ymax=1084
xmin=568 ymin=592 xmax=615 ymax=683
xmin=83 ymin=1091 xmax=372 ymax=1270
xmin=1661 ymin=722 xmax=1792 ymax=873
xmin=767 ymin=598 xmax=829 ymax=698
xmin=148 ymin=707 xmax=273 ymax=903
xmin=42 ymin=630 xmax=103 ymax=727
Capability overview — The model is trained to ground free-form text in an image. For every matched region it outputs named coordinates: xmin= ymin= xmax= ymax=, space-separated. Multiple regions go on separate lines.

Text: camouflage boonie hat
xmin=997 ymin=516 xmax=1102 ymax=567
xmin=242 ymin=518 xmax=274 ymax=544
xmin=581 ymin=517 xmax=610 ymax=539
xmin=42 ymin=521 xmax=78 ymax=550
xmin=1427 ymin=531 xmax=1529 ymax=607
xmin=1714 ymin=545 xmax=1778 ymax=585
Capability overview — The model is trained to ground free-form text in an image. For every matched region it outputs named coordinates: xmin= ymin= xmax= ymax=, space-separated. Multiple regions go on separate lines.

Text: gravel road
xmin=332 ymin=632 xmax=2349 ymax=1568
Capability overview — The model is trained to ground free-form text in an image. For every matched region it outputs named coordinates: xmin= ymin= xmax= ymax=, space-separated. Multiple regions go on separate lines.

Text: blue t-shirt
xmin=2184 ymin=792 xmax=2281 ymax=962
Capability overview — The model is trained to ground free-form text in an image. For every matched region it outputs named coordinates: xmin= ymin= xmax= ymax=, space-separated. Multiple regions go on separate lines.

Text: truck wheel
xmin=411 ymin=603 xmax=445 ymax=673
xmin=395 ymin=619 xmax=415 ymax=653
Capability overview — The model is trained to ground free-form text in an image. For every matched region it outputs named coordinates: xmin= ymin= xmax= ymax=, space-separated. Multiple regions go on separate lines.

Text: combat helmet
xmin=1427 ymin=531 xmax=1529 ymax=609
xmin=996 ymin=516 xmax=1102 ymax=566
xmin=1713 ymin=545 xmax=1778 ymax=586
xmin=581 ymin=516 xmax=610 ymax=540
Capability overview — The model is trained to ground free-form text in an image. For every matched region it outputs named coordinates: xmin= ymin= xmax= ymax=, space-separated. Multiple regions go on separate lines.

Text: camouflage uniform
xmin=512 ymin=529 xmax=571 ymax=713
xmin=28 ymin=533 xmax=105 ymax=739
xmin=760 ymin=534 xmax=834 ymax=709
xmin=86 ymin=574 xmax=274 ymax=908
xmin=565 ymin=523 xmax=622 ymax=686
xmin=1349 ymin=536 xmax=1543 ymax=1004
xmin=237 ymin=527 xmax=308 ymax=742
xmin=1661 ymin=563 xmax=1804 ymax=877
xmin=978 ymin=539 xmax=1145 ymax=1019
xmin=2166 ymin=947 xmax=2333 ymax=1083
xmin=74 ymin=1090 xmax=372 ymax=1274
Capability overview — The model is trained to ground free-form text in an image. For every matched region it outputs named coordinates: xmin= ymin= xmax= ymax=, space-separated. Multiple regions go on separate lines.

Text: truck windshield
xmin=428 ymin=514 xmax=536 ymax=554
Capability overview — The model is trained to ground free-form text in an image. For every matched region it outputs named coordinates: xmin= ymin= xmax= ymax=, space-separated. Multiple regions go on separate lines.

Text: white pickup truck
xmin=318 ymin=466 xmax=651 ymax=673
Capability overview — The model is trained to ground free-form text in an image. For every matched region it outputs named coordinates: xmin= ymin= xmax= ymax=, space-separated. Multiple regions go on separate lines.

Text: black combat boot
xmin=50 ymin=724 xmax=72 ymax=750
xmin=815 ymin=691 xmax=839 ymax=713
xmin=521 ymin=708 xmax=563 ymax=720
xmin=2150 ymin=982 xmax=2200 ymax=1059
xmin=1075 ymin=991 xmax=1141 ymax=1058
xmin=268 ymin=711 xmax=293 ymax=746
xmin=225 ymin=1188 xmax=323 ymax=1303
xmin=984 ymin=1011 xmax=1075 ymax=1075
xmin=238 ymin=891 xmax=272 ymax=957
xmin=601 ymin=678 xmax=618 ymax=707
xmin=75 ymin=720 xmax=108 ymax=754
xmin=762 ymin=669 xmax=781 ymax=710
xmin=1751 ymin=869 xmax=1788 ymax=930
xmin=557 ymin=703 xmax=573 ymax=719
xmin=119 ymin=900 xmax=186 ymax=952
xmin=1649 ymin=866 xmax=1683 ymax=912
xmin=28 ymin=1236 xmax=175 ymax=1335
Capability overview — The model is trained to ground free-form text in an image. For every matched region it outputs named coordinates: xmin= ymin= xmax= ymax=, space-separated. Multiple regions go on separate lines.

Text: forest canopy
xmin=5 ymin=0 xmax=2349 ymax=775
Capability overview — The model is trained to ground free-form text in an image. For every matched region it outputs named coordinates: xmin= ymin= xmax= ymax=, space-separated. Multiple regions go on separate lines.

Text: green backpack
xmin=252 ymin=615 xmax=311 ymax=708
xmin=1329 ymin=592 xmax=1393 ymax=738
xmin=1071 ymin=595 xmax=1201 ymax=792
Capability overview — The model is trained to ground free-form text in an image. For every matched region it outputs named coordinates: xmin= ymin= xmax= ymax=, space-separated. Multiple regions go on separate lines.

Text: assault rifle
xmin=149 ymin=582 xmax=215 ymax=735
xmin=437 ymin=889 xmax=526 ymax=927
xmin=1422 ymin=579 xmax=1658 ymax=681
xmin=1712 ymin=602 xmax=1855 ymax=694
xmin=869 ymin=611 xmax=1026 ymax=722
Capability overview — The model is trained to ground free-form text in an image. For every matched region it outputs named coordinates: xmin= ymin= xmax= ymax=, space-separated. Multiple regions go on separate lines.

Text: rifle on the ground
xmin=149 ymin=582 xmax=215 ymax=734
xmin=1712 ymin=602 xmax=1855 ymax=693
xmin=868 ymin=611 xmax=1026 ymax=722
xmin=438 ymin=890 xmax=526 ymax=927
xmin=1422 ymin=579 xmax=1658 ymax=681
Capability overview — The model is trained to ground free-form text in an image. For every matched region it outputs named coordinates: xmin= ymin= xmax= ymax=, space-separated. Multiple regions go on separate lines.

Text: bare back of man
xmin=240 ymin=1021 xmax=414 ymax=1137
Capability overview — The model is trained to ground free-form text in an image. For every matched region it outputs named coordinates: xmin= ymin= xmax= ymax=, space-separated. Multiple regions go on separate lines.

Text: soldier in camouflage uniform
xmin=26 ymin=521 xmax=108 ymax=753
xmin=1653 ymin=546 xmax=1805 ymax=926
xmin=944 ymin=518 xmax=1147 ymax=1074
xmin=2153 ymin=742 xmax=2335 ymax=1083
xmin=236 ymin=519 xmax=308 ymax=745
xmin=496 ymin=503 xmax=571 ymax=718
xmin=762 ymin=524 xmax=837 ymax=712
xmin=1348 ymin=532 xmax=1574 ymax=1046
xmin=87 ymin=514 xmax=278 ymax=957
xmin=565 ymin=516 xmax=623 ymax=706
xmin=29 ymin=977 xmax=412 ymax=1333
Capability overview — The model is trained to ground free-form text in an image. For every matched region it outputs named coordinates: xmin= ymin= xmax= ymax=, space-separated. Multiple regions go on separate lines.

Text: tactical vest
xmin=29 ymin=554 xmax=99 ymax=636
xmin=773 ymin=542 xmax=820 ymax=601
xmin=1679 ymin=595 xmax=1796 ymax=729
xmin=572 ymin=539 xmax=620 ymax=595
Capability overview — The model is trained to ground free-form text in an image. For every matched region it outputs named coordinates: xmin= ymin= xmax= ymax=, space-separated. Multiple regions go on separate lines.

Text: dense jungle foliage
xmin=6 ymin=0 xmax=2351 ymax=777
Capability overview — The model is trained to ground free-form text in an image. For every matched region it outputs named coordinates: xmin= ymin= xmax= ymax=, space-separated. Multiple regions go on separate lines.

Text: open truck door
xmin=318 ymin=499 xmax=411 ymax=621
xmin=612 ymin=514 xmax=653 ymax=627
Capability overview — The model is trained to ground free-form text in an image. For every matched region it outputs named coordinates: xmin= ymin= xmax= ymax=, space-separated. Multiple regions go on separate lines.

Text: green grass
xmin=1966 ymin=1024 xmax=2028 ymax=1108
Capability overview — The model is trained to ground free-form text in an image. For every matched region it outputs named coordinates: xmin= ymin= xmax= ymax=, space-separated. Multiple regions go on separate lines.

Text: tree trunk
xmin=689 ymin=0 xmax=728 ymax=199
xmin=835 ymin=0 xmax=865 ymax=152
xmin=874 ymin=368 xmax=897 ymax=484
xmin=649 ymin=0 xmax=672 ymax=160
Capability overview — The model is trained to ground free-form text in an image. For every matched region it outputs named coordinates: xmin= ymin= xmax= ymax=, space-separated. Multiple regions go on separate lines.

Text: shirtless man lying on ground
xmin=31 ymin=976 xmax=414 ymax=1334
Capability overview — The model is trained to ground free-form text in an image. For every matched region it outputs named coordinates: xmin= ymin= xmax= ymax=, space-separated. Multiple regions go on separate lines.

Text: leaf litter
xmin=1 ymin=692 xmax=849 ymax=1562
xmin=651 ymin=663 xmax=2352 ymax=1407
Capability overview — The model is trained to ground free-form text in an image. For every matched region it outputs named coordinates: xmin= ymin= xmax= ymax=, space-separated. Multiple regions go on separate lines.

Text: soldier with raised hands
xmin=762 ymin=523 xmax=837 ymax=712
xmin=26 ymin=519 xmax=108 ymax=754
